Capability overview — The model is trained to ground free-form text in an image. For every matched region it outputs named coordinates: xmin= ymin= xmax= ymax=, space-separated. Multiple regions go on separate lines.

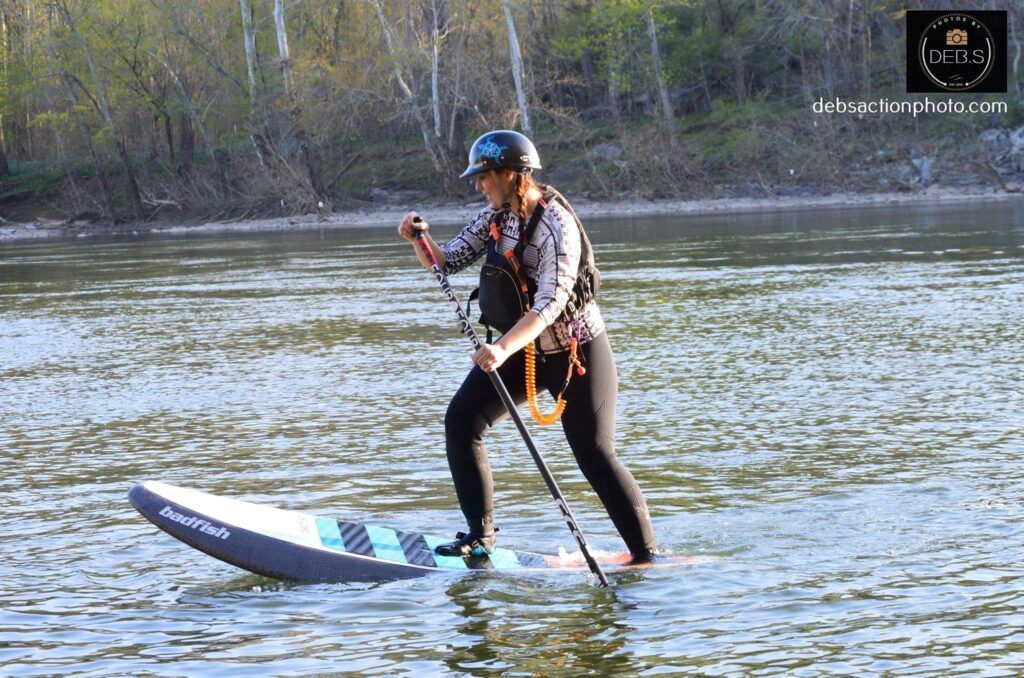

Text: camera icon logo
xmin=946 ymin=28 xmax=968 ymax=46
xmin=906 ymin=11 xmax=1006 ymax=92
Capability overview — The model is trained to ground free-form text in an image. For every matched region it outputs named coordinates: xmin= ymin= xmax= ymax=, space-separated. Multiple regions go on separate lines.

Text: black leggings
xmin=444 ymin=332 xmax=656 ymax=558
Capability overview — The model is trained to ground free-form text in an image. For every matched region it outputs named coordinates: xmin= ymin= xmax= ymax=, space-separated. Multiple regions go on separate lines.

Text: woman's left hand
xmin=473 ymin=343 xmax=510 ymax=373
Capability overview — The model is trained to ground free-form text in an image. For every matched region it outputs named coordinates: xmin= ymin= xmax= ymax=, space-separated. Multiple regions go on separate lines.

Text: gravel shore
xmin=2 ymin=184 xmax=1020 ymax=245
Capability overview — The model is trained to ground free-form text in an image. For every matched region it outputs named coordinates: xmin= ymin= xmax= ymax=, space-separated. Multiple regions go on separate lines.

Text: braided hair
xmin=512 ymin=172 xmax=542 ymax=223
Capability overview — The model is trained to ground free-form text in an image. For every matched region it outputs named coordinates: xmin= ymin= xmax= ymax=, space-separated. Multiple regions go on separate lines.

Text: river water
xmin=1 ymin=199 xmax=1022 ymax=675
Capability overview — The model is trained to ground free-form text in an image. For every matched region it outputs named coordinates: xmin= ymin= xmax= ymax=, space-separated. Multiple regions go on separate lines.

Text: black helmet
xmin=460 ymin=130 xmax=541 ymax=179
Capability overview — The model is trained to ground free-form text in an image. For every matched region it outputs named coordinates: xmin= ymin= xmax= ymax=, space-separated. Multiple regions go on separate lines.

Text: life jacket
xmin=468 ymin=186 xmax=601 ymax=342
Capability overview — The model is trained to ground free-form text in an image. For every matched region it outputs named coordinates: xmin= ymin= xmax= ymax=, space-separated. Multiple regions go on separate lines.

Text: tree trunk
xmin=606 ymin=11 xmax=622 ymax=124
xmin=449 ymin=45 xmax=463 ymax=150
xmin=430 ymin=0 xmax=443 ymax=139
xmin=114 ymin=134 xmax=145 ymax=219
xmin=38 ymin=83 xmax=79 ymax=198
xmin=239 ymin=0 xmax=257 ymax=101
xmin=164 ymin=113 xmax=176 ymax=164
xmin=846 ymin=0 xmax=854 ymax=88
xmin=647 ymin=1 xmax=679 ymax=145
xmin=58 ymin=2 xmax=145 ymax=220
xmin=152 ymin=51 xmax=226 ymax=188
xmin=371 ymin=0 xmax=444 ymax=174
xmin=52 ymin=64 xmax=118 ymax=220
xmin=697 ymin=51 xmax=713 ymax=109
xmin=860 ymin=0 xmax=871 ymax=98
xmin=238 ymin=0 xmax=266 ymax=164
xmin=21 ymin=2 xmax=32 ymax=159
xmin=300 ymin=141 xmax=323 ymax=197
xmin=1 ymin=8 xmax=8 ymax=168
xmin=45 ymin=11 xmax=117 ymax=220
xmin=607 ymin=59 xmax=620 ymax=120
xmin=275 ymin=0 xmax=322 ymax=202
xmin=449 ymin=106 xmax=466 ymax=159
xmin=1012 ymin=7 xmax=1023 ymax=103
xmin=581 ymin=47 xmax=595 ymax=108
xmin=501 ymin=0 xmax=531 ymax=133
xmin=448 ymin=2 xmax=474 ymax=162
xmin=178 ymin=113 xmax=195 ymax=173
xmin=823 ymin=31 xmax=834 ymax=97
xmin=732 ymin=44 xmax=745 ymax=104
xmin=273 ymin=0 xmax=292 ymax=95
xmin=799 ymin=44 xmax=811 ymax=106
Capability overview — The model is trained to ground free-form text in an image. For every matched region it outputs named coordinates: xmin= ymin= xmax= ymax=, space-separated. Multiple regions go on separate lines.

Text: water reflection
xmin=443 ymin=575 xmax=639 ymax=675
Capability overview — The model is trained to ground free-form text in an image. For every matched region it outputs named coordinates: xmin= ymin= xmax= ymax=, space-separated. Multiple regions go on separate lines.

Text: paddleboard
xmin=129 ymin=481 xmax=563 ymax=582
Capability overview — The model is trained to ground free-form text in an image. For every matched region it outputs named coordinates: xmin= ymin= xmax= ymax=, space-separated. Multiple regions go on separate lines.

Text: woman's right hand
xmin=398 ymin=211 xmax=428 ymax=242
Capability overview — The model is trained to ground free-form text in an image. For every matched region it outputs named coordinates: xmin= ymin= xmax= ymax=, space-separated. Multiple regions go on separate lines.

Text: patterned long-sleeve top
xmin=440 ymin=200 xmax=606 ymax=354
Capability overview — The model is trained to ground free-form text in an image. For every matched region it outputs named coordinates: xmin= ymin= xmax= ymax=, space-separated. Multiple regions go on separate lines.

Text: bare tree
xmin=43 ymin=31 xmax=118 ymax=219
xmin=24 ymin=1 xmax=32 ymax=157
xmin=501 ymin=0 xmax=530 ymax=133
xmin=371 ymin=0 xmax=445 ymax=174
xmin=238 ymin=0 xmax=266 ymax=164
xmin=429 ymin=0 xmax=443 ymax=139
xmin=645 ymin=2 xmax=677 ymax=143
xmin=239 ymin=0 xmax=257 ymax=104
xmin=446 ymin=1 xmax=477 ymax=159
xmin=273 ymin=0 xmax=292 ymax=94
xmin=37 ymin=81 xmax=80 ymax=199
xmin=151 ymin=50 xmax=226 ymax=188
xmin=55 ymin=0 xmax=145 ymax=220
xmin=0 ymin=5 xmax=9 ymax=175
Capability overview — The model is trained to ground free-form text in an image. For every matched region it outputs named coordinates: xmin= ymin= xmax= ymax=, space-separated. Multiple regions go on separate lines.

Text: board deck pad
xmin=314 ymin=516 xmax=545 ymax=570
xmin=128 ymin=480 xmax=549 ymax=582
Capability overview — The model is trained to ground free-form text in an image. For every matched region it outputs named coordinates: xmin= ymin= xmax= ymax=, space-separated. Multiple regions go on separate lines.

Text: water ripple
xmin=1 ymin=203 xmax=1022 ymax=674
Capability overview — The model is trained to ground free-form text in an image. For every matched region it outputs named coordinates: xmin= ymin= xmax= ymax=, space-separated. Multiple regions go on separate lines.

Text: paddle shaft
xmin=412 ymin=223 xmax=610 ymax=587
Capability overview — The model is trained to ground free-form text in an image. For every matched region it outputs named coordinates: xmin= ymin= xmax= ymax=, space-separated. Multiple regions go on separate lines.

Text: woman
xmin=398 ymin=130 xmax=656 ymax=563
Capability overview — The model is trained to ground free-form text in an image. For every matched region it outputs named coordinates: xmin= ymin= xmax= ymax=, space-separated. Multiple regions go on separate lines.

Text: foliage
xmin=0 ymin=0 xmax=1020 ymax=220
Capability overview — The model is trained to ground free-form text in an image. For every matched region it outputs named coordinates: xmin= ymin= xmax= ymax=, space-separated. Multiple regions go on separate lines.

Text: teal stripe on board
xmin=316 ymin=517 xmax=346 ymax=552
xmin=422 ymin=535 xmax=469 ymax=570
xmin=485 ymin=548 xmax=524 ymax=569
xmin=365 ymin=525 xmax=407 ymax=564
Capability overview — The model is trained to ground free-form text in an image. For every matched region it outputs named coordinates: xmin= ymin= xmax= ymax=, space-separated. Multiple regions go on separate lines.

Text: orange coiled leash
xmin=525 ymin=341 xmax=565 ymax=425
xmin=525 ymin=334 xmax=586 ymax=425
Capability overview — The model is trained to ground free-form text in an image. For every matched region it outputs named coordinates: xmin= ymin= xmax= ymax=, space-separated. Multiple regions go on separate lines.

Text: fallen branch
xmin=970 ymin=159 xmax=1015 ymax=192
xmin=755 ymin=170 xmax=776 ymax=198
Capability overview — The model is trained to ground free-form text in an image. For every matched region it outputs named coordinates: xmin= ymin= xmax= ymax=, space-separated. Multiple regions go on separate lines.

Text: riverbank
xmin=2 ymin=183 xmax=1021 ymax=245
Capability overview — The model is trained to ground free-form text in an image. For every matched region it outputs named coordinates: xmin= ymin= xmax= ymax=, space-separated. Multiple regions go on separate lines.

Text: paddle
xmin=412 ymin=217 xmax=610 ymax=587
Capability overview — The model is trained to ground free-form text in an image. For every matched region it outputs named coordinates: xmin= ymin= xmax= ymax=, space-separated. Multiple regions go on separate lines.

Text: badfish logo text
xmin=159 ymin=506 xmax=231 ymax=539
xmin=906 ymin=10 xmax=1007 ymax=93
